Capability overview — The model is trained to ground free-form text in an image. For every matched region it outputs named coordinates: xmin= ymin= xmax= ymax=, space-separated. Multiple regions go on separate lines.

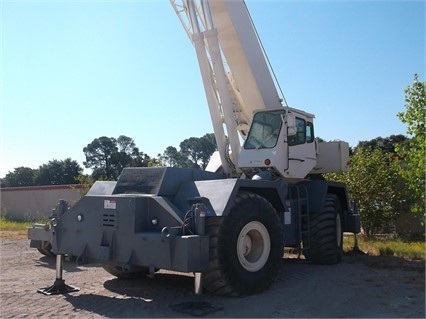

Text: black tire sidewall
xmin=218 ymin=192 xmax=283 ymax=295
xmin=304 ymin=194 xmax=343 ymax=264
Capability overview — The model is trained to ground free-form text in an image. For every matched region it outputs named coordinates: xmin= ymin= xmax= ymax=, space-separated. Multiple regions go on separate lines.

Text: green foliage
xmin=396 ymin=74 xmax=425 ymax=216
xmin=34 ymin=158 xmax=82 ymax=185
xmin=146 ymin=157 xmax=163 ymax=167
xmin=160 ymin=133 xmax=217 ymax=169
xmin=160 ymin=146 xmax=193 ymax=168
xmin=83 ymin=136 xmax=119 ymax=180
xmin=180 ymin=133 xmax=217 ymax=169
xmin=0 ymin=215 xmax=48 ymax=231
xmin=356 ymin=134 xmax=408 ymax=154
xmin=83 ymin=135 xmax=152 ymax=180
xmin=2 ymin=160 xmax=82 ymax=187
xmin=397 ymin=74 xmax=425 ymax=138
xmin=343 ymin=235 xmax=425 ymax=260
xmin=116 ymin=135 xmax=152 ymax=168
xmin=326 ymin=148 xmax=407 ymax=236
xmin=0 ymin=216 xmax=30 ymax=230
xmin=75 ymin=174 xmax=95 ymax=195
xmin=367 ymin=238 xmax=422 ymax=260
xmin=327 ymin=76 xmax=425 ymax=236
xmin=2 ymin=167 xmax=36 ymax=187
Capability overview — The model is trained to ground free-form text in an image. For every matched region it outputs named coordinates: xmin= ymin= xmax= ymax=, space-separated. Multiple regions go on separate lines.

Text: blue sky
xmin=1 ymin=0 xmax=425 ymax=178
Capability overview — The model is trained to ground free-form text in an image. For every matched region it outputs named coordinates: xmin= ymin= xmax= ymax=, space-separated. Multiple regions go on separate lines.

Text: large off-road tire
xmin=202 ymin=191 xmax=284 ymax=296
xmin=102 ymin=265 xmax=152 ymax=279
xmin=303 ymin=194 xmax=343 ymax=264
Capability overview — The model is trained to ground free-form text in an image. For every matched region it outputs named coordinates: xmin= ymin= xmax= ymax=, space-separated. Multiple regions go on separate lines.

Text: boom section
xmin=170 ymin=0 xmax=283 ymax=176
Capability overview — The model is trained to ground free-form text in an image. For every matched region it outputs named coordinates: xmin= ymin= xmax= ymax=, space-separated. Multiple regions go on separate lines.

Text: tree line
xmin=0 ymin=133 xmax=217 ymax=187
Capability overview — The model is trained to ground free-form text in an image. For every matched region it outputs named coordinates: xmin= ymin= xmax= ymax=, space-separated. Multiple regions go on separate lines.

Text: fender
xmin=173 ymin=178 xmax=289 ymax=217
xmin=298 ymin=179 xmax=360 ymax=233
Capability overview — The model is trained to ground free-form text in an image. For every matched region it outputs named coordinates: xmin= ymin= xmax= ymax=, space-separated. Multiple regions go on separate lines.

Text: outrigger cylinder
xmin=37 ymin=254 xmax=79 ymax=295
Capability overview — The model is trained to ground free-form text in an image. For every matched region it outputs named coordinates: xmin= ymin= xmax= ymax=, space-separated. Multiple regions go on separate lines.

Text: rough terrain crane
xmin=29 ymin=0 xmax=360 ymax=297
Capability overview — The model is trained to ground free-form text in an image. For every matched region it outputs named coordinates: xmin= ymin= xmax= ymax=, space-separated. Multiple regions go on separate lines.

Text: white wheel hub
xmin=237 ymin=221 xmax=270 ymax=272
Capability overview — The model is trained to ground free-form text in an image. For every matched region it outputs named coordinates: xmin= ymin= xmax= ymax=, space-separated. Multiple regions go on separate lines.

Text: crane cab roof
xmin=253 ymin=107 xmax=315 ymax=120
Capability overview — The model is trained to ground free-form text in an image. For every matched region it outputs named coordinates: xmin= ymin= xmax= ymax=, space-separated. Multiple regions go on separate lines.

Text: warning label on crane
xmin=104 ymin=200 xmax=116 ymax=210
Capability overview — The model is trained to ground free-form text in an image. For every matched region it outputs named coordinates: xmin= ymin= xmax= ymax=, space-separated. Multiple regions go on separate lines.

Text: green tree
xmin=396 ymin=74 xmax=425 ymax=216
xmin=199 ymin=133 xmax=217 ymax=168
xmin=160 ymin=146 xmax=192 ymax=168
xmin=179 ymin=133 xmax=217 ymax=169
xmin=180 ymin=137 xmax=204 ymax=169
xmin=147 ymin=155 xmax=163 ymax=167
xmin=75 ymin=174 xmax=96 ymax=195
xmin=2 ymin=167 xmax=36 ymax=187
xmin=160 ymin=133 xmax=217 ymax=169
xmin=326 ymin=148 xmax=407 ymax=236
xmin=83 ymin=135 xmax=151 ymax=180
xmin=115 ymin=135 xmax=152 ymax=171
xmin=34 ymin=158 xmax=82 ymax=185
xmin=83 ymin=136 xmax=118 ymax=180
xmin=357 ymin=134 xmax=408 ymax=154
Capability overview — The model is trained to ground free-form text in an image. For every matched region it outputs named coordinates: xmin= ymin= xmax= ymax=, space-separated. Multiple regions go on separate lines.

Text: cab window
xmin=306 ymin=121 xmax=314 ymax=143
xmin=244 ymin=110 xmax=284 ymax=149
xmin=288 ymin=117 xmax=306 ymax=146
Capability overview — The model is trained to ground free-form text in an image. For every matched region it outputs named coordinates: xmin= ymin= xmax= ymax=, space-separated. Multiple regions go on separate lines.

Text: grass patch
xmin=0 ymin=216 xmax=50 ymax=239
xmin=0 ymin=216 xmax=35 ymax=239
xmin=0 ymin=216 xmax=34 ymax=231
xmin=344 ymin=234 xmax=425 ymax=260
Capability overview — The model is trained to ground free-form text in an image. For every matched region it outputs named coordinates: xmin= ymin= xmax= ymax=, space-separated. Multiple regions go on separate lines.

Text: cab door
xmin=286 ymin=116 xmax=317 ymax=178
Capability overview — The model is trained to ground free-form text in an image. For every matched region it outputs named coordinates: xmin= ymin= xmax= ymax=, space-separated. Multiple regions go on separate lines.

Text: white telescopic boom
xmin=170 ymin=0 xmax=283 ymax=176
xmin=208 ymin=0 xmax=282 ymax=113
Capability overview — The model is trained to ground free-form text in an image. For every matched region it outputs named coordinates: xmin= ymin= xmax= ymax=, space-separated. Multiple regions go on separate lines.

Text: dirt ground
xmin=0 ymin=232 xmax=424 ymax=318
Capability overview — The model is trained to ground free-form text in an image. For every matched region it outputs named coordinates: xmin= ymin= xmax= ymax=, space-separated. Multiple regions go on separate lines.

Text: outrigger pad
xmin=37 ymin=279 xmax=80 ymax=295
xmin=171 ymin=301 xmax=223 ymax=317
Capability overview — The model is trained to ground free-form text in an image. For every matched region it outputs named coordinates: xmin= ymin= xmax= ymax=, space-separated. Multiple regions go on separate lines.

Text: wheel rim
xmin=237 ymin=221 xmax=270 ymax=272
xmin=336 ymin=213 xmax=342 ymax=247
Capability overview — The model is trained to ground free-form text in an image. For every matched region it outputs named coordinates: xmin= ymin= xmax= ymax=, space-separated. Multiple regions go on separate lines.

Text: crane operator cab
xmin=238 ymin=107 xmax=318 ymax=180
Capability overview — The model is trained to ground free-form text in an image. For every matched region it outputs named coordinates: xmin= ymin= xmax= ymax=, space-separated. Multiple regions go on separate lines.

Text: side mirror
xmin=285 ymin=113 xmax=296 ymax=136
